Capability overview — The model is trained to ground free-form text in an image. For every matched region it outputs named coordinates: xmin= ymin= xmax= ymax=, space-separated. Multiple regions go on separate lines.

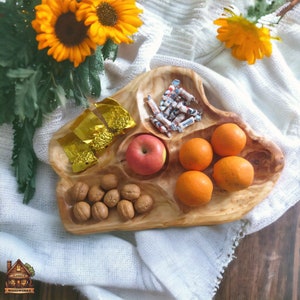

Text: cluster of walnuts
xmin=69 ymin=173 xmax=154 ymax=222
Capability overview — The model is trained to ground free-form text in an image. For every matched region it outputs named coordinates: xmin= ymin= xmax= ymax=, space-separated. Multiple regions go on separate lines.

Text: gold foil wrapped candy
xmin=90 ymin=128 xmax=115 ymax=153
xmin=57 ymin=132 xmax=98 ymax=173
xmin=94 ymin=98 xmax=136 ymax=134
xmin=58 ymin=98 xmax=136 ymax=173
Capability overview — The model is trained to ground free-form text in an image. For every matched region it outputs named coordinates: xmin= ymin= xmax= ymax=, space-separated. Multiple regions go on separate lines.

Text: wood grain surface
xmin=1 ymin=199 xmax=299 ymax=299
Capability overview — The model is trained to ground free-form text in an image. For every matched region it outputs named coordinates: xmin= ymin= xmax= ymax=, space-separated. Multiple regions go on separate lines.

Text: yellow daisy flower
xmin=32 ymin=0 xmax=97 ymax=67
xmin=76 ymin=0 xmax=143 ymax=45
xmin=214 ymin=7 xmax=275 ymax=64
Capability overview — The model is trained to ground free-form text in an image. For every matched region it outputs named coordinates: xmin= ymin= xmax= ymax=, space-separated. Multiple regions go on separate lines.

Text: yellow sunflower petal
xmin=69 ymin=0 xmax=78 ymax=13
xmin=213 ymin=8 xmax=276 ymax=64
xmin=46 ymin=0 xmax=63 ymax=17
xmin=117 ymin=20 xmax=140 ymax=34
xmin=56 ymin=47 xmax=69 ymax=62
xmin=85 ymin=14 xmax=99 ymax=25
xmin=47 ymin=40 xmax=59 ymax=55
xmin=72 ymin=47 xmax=85 ymax=67
xmin=121 ymin=15 xmax=143 ymax=27
xmin=76 ymin=3 xmax=95 ymax=20
xmin=90 ymin=22 xmax=100 ymax=37
xmin=110 ymin=28 xmax=132 ymax=44
xmin=78 ymin=40 xmax=92 ymax=56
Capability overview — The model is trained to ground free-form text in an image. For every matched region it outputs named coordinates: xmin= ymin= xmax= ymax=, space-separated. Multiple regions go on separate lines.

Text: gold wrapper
xmin=57 ymin=97 xmax=136 ymax=173
xmin=72 ymin=150 xmax=98 ymax=173
xmin=94 ymin=98 xmax=136 ymax=134
xmin=70 ymin=109 xmax=105 ymax=144
xmin=57 ymin=133 xmax=97 ymax=173
xmin=90 ymin=127 xmax=115 ymax=153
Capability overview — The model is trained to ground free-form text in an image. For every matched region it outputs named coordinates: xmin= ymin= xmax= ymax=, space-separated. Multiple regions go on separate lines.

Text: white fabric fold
xmin=1 ymin=1 xmax=300 ymax=299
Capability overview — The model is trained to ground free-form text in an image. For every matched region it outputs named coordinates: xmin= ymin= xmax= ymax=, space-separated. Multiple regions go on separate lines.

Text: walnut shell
xmin=120 ymin=184 xmax=141 ymax=201
xmin=88 ymin=185 xmax=105 ymax=203
xmin=70 ymin=182 xmax=89 ymax=202
xmin=92 ymin=202 xmax=109 ymax=221
xmin=100 ymin=173 xmax=119 ymax=190
xmin=117 ymin=200 xmax=135 ymax=221
xmin=103 ymin=189 xmax=120 ymax=208
xmin=73 ymin=201 xmax=91 ymax=222
xmin=134 ymin=194 xmax=154 ymax=214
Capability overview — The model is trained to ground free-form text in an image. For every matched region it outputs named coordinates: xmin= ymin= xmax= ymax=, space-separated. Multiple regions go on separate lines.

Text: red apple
xmin=125 ymin=134 xmax=167 ymax=175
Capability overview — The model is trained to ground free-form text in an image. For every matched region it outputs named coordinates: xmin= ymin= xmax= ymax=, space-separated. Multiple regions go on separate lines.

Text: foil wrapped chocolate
xmin=57 ymin=132 xmax=98 ymax=173
xmin=58 ymin=98 xmax=136 ymax=173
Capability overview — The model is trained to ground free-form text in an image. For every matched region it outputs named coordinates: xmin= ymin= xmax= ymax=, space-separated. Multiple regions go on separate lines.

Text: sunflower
xmin=76 ymin=0 xmax=143 ymax=45
xmin=214 ymin=7 xmax=275 ymax=64
xmin=32 ymin=0 xmax=97 ymax=67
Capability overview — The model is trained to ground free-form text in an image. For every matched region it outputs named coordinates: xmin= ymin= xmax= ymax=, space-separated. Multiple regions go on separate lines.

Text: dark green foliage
xmin=0 ymin=0 xmax=118 ymax=203
xmin=102 ymin=39 xmax=119 ymax=61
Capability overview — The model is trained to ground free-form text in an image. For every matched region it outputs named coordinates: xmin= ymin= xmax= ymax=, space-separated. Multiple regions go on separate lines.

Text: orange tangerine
xmin=179 ymin=138 xmax=213 ymax=171
xmin=175 ymin=170 xmax=213 ymax=206
xmin=212 ymin=156 xmax=254 ymax=192
xmin=211 ymin=123 xmax=247 ymax=156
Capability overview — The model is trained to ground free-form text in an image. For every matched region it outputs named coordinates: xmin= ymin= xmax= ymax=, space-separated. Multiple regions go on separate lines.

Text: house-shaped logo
xmin=5 ymin=259 xmax=35 ymax=294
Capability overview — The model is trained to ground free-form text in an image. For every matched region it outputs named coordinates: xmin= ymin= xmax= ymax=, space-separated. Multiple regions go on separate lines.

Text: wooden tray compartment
xmin=49 ymin=66 xmax=284 ymax=234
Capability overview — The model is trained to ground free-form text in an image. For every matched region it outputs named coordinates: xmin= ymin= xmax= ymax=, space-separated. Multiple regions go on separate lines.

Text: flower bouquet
xmin=0 ymin=0 xmax=142 ymax=203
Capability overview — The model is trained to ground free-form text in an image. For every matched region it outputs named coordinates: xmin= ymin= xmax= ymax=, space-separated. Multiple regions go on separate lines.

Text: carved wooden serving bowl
xmin=49 ymin=66 xmax=284 ymax=234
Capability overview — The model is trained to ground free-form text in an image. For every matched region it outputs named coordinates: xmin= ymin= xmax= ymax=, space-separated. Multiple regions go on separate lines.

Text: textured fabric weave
xmin=1 ymin=1 xmax=300 ymax=299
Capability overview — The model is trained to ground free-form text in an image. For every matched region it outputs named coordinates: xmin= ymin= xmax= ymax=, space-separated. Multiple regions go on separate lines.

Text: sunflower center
xmin=97 ymin=2 xmax=118 ymax=26
xmin=55 ymin=12 xmax=87 ymax=46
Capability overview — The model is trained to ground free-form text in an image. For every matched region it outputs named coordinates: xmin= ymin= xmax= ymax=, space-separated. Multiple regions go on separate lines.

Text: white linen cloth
xmin=1 ymin=1 xmax=300 ymax=299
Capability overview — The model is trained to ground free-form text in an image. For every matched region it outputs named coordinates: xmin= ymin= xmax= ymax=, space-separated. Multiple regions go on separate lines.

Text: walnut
xmin=100 ymin=173 xmax=119 ymax=190
xmin=70 ymin=182 xmax=89 ymax=202
xmin=73 ymin=201 xmax=91 ymax=222
xmin=134 ymin=194 xmax=154 ymax=214
xmin=88 ymin=185 xmax=105 ymax=203
xmin=117 ymin=200 xmax=135 ymax=221
xmin=91 ymin=202 xmax=109 ymax=221
xmin=103 ymin=189 xmax=120 ymax=208
xmin=120 ymin=184 xmax=141 ymax=201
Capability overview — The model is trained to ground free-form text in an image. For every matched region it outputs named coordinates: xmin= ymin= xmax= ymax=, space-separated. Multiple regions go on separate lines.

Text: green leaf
xmin=36 ymin=75 xmax=59 ymax=115
xmin=7 ymin=68 xmax=36 ymax=79
xmin=74 ymin=61 xmax=92 ymax=99
xmin=101 ymin=39 xmax=118 ymax=61
xmin=12 ymin=118 xmax=37 ymax=204
xmin=13 ymin=69 xmax=40 ymax=120
xmin=72 ymin=85 xmax=89 ymax=107
xmin=247 ymin=0 xmax=286 ymax=21
xmin=73 ymin=47 xmax=104 ymax=102
xmin=0 ymin=67 xmax=15 ymax=124
xmin=51 ymin=84 xmax=67 ymax=107
xmin=86 ymin=48 xmax=103 ymax=98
